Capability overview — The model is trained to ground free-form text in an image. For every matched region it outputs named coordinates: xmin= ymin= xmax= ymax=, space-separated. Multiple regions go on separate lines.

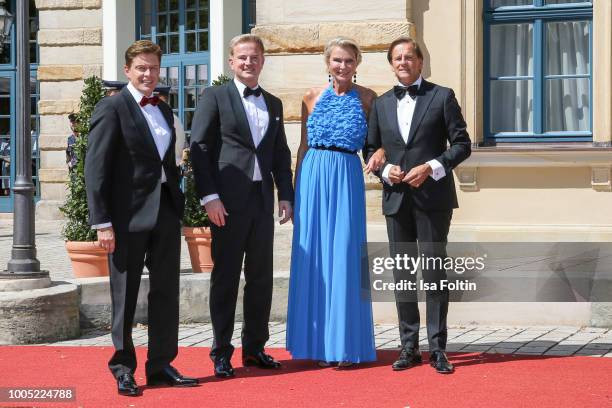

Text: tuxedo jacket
xmin=364 ymin=80 xmax=471 ymax=215
xmin=189 ymin=81 xmax=294 ymax=214
xmin=85 ymin=87 xmax=185 ymax=232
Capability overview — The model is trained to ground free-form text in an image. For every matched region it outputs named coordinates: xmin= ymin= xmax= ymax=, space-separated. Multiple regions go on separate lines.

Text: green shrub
xmin=59 ymin=76 xmax=105 ymax=241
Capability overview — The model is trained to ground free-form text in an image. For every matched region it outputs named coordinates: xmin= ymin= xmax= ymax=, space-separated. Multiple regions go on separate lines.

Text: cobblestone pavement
xmin=45 ymin=322 xmax=612 ymax=358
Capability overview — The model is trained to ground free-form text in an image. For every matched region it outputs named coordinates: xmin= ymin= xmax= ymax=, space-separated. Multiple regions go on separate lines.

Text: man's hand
xmin=278 ymin=200 xmax=293 ymax=225
xmin=388 ymin=165 xmax=406 ymax=184
xmin=364 ymin=148 xmax=386 ymax=174
xmin=204 ymin=198 xmax=229 ymax=227
xmin=97 ymin=226 xmax=115 ymax=254
xmin=180 ymin=148 xmax=189 ymax=165
xmin=403 ymin=163 xmax=433 ymax=188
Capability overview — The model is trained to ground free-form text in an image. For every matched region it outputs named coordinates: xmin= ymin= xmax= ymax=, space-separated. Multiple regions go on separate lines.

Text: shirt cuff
xmin=381 ymin=163 xmax=394 ymax=185
xmin=427 ymin=159 xmax=446 ymax=181
xmin=92 ymin=222 xmax=112 ymax=230
xmin=201 ymin=193 xmax=220 ymax=206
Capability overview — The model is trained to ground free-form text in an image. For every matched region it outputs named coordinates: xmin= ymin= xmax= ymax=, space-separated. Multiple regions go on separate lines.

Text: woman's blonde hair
xmin=323 ymin=37 xmax=362 ymax=66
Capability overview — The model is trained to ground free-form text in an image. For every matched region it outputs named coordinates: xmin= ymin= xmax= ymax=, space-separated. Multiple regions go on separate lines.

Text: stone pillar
xmin=593 ymin=0 xmax=612 ymax=146
xmin=253 ymin=0 xmax=415 ymax=110
xmin=35 ymin=0 xmax=103 ymax=220
xmin=102 ymin=0 xmax=135 ymax=81
xmin=210 ymin=0 xmax=243 ymax=81
xmin=461 ymin=0 xmax=483 ymax=146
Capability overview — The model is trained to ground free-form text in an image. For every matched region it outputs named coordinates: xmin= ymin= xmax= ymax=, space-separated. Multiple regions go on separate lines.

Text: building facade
xmin=0 ymin=0 xmax=609 ymax=240
xmin=0 ymin=0 xmax=608 ymax=325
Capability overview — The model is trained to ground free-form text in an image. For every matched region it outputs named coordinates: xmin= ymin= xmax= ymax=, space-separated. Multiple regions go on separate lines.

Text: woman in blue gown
xmin=286 ymin=37 xmax=385 ymax=365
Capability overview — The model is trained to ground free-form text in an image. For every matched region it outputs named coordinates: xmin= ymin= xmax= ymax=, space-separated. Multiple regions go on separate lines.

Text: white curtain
xmin=546 ymin=21 xmax=590 ymax=132
xmin=490 ymin=23 xmax=533 ymax=133
xmin=489 ymin=20 xmax=590 ymax=134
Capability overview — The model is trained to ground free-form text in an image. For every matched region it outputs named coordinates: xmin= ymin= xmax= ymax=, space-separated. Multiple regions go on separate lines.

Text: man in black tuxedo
xmin=365 ymin=37 xmax=471 ymax=374
xmin=190 ymin=34 xmax=294 ymax=378
xmin=85 ymin=40 xmax=198 ymax=396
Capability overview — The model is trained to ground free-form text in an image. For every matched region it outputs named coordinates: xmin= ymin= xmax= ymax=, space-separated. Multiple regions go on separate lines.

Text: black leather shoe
xmin=242 ymin=351 xmax=281 ymax=369
xmin=117 ymin=373 xmax=139 ymax=396
xmin=146 ymin=365 xmax=199 ymax=387
xmin=429 ymin=351 xmax=454 ymax=374
xmin=214 ymin=357 xmax=235 ymax=378
xmin=392 ymin=346 xmax=422 ymax=371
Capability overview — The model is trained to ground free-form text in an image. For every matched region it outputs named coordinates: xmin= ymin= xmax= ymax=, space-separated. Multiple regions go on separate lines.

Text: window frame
xmin=135 ymin=0 xmax=211 ymax=142
xmin=0 ymin=0 xmax=40 ymax=213
xmin=243 ymin=0 xmax=256 ymax=33
xmin=483 ymin=0 xmax=593 ymax=144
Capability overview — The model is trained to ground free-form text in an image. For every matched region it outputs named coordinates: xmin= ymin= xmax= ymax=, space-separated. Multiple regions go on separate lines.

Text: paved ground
xmin=0 ymin=219 xmax=389 ymax=280
xmin=0 ymin=220 xmax=299 ymax=280
xmin=3 ymin=220 xmax=612 ymax=358
xmin=45 ymin=322 xmax=612 ymax=358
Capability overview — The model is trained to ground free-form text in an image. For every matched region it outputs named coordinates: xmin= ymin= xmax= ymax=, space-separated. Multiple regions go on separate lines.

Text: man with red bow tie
xmin=85 ymin=40 xmax=198 ymax=397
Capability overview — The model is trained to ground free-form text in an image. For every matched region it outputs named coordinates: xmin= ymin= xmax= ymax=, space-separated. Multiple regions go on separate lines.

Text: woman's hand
xmin=364 ymin=148 xmax=386 ymax=174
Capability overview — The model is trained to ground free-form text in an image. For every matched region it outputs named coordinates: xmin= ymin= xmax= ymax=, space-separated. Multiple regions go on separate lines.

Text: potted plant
xmin=60 ymin=76 xmax=108 ymax=278
xmin=182 ymin=149 xmax=213 ymax=273
xmin=182 ymin=73 xmax=231 ymax=272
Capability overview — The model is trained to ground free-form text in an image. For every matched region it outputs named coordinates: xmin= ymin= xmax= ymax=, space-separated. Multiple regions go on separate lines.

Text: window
xmin=243 ymin=0 xmax=256 ymax=33
xmin=137 ymin=0 xmax=210 ymax=142
xmin=0 ymin=0 xmax=39 ymax=212
xmin=484 ymin=0 xmax=592 ymax=143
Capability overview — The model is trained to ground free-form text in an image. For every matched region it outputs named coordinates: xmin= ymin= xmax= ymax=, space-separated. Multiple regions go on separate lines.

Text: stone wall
xmin=35 ymin=0 xmax=103 ymax=219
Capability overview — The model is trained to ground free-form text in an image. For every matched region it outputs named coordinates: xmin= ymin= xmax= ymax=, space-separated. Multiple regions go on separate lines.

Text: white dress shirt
xmin=201 ymin=78 xmax=269 ymax=206
xmin=93 ymin=82 xmax=172 ymax=229
xmin=381 ymin=75 xmax=445 ymax=184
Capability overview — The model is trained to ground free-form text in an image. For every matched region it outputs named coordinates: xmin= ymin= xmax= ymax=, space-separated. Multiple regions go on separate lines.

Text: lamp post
xmin=1 ymin=0 xmax=46 ymax=280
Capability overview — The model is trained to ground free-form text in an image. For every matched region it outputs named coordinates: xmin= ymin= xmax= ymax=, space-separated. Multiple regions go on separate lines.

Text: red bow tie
xmin=140 ymin=95 xmax=160 ymax=107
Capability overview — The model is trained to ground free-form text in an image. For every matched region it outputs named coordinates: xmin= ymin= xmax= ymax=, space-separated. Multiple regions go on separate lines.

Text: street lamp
xmin=1 ymin=0 xmax=46 ymax=281
xmin=0 ymin=0 xmax=14 ymax=45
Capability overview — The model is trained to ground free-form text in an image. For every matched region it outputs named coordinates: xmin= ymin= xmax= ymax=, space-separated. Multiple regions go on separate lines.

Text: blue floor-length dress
xmin=286 ymin=86 xmax=376 ymax=363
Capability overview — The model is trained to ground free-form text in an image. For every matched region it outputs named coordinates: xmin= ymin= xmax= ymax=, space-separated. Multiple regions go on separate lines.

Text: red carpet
xmin=0 ymin=347 xmax=610 ymax=407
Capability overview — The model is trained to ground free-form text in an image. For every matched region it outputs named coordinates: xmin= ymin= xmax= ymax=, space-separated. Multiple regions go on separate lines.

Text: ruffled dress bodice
xmin=306 ymin=86 xmax=367 ymax=152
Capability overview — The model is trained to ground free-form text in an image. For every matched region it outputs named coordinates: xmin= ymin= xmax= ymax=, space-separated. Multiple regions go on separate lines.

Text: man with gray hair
xmin=190 ymin=34 xmax=294 ymax=378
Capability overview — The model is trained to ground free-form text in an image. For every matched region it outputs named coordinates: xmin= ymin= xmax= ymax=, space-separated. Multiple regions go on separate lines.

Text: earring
xmin=353 ymin=72 xmax=357 ymax=83
xmin=328 ymin=74 xmax=332 ymax=83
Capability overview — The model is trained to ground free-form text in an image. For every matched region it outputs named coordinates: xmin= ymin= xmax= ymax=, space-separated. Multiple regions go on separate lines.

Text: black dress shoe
xmin=429 ymin=351 xmax=454 ymax=374
xmin=242 ymin=351 xmax=281 ymax=369
xmin=392 ymin=346 xmax=422 ymax=371
xmin=214 ymin=357 xmax=235 ymax=378
xmin=117 ymin=373 xmax=139 ymax=396
xmin=146 ymin=365 xmax=199 ymax=387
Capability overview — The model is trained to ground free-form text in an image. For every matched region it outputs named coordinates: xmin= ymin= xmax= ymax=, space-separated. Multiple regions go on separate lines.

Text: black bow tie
xmin=394 ymin=84 xmax=419 ymax=100
xmin=243 ymin=86 xmax=262 ymax=98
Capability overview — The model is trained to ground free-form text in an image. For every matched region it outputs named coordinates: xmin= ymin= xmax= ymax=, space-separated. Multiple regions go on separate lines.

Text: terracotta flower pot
xmin=183 ymin=226 xmax=213 ymax=273
xmin=65 ymin=241 xmax=110 ymax=278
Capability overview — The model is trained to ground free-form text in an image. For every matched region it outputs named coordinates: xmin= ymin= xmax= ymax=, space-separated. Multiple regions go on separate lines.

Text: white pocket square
xmin=275 ymin=117 xmax=280 ymax=121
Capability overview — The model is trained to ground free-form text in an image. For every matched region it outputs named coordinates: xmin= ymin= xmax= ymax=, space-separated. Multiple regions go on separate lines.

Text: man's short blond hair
xmin=228 ymin=34 xmax=265 ymax=56
xmin=125 ymin=40 xmax=162 ymax=67
xmin=323 ymin=37 xmax=363 ymax=66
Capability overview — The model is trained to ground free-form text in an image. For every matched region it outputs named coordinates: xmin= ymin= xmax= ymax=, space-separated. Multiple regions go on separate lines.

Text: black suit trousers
xmin=385 ymin=194 xmax=452 ymax=352
xmin=209 ymin=183 xmax=274 ymax=361
xmin=108 ymin=185 xmax=181 ymax=378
